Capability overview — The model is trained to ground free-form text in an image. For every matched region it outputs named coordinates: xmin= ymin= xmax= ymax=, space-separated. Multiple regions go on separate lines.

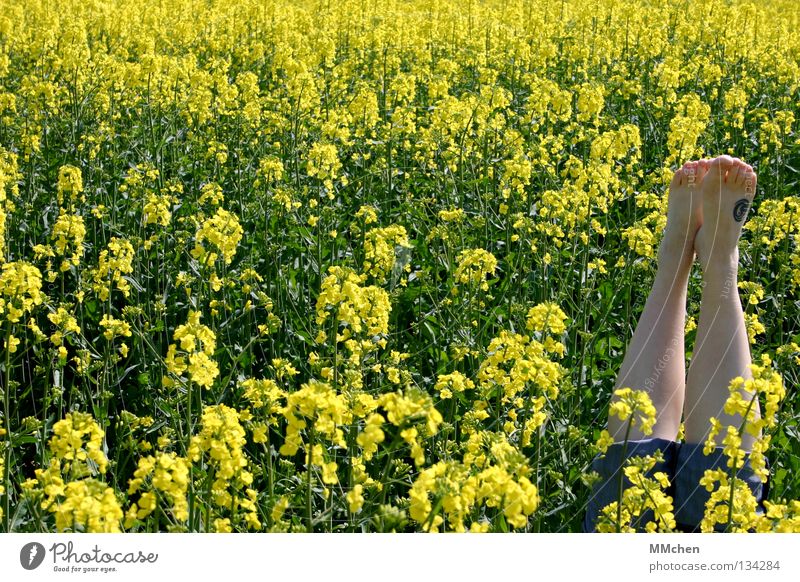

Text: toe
xmin=715 ymin=155 xmax=736 ymax=182
xmin=728 ymin=160 xmax=743 ymax=184
xmin=706 ymin=156 xmax=730 ymax=181
xmin=671 ymin=167 xmax=685 ymax=189
xmin=738 ymin=160 xmax=752 ymax=185
xmin=738 ymin=162 xmax=752 ymax=186
xmin=743 ymin=170 xmax=757 ymax=198
xmin=684 ymin=161 xmax=698 ymax=186
xmin=716 ymin=155 xmax=735 ymax=168
xmin=695 ymin=159 xmax=709 ymax=182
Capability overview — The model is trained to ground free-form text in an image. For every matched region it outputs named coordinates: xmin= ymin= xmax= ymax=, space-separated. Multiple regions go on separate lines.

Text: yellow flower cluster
xmin=700 ymin=356 xmax=786 ymax=532
xmin=589 ymin=125 xmax=642 ymax=163
xmin=257 ymin=157 xmax=285 ymax=186
xmin=126 ymin=452 xmax=190 ymax=528
xmin=47 ymin=412 xmax=109 ymax=476
xmin=576 ymin=83 xmax=605 ymax=123
xmin=0 ymin=261 xmax=44 ymax=322
xmin=315 ymin=266 xmax=391 ymax=353
xmin=378 ymin=387 xmax=443 ymax=467
xmin=306 ymin=142 xmax=343 ymax=193
xmin=607 ymin=388 xmax=657 ymax=437
xmin=760 ymin=501 xmax=800 ymax=532
xmin=665 ymin=94 xmax=710 ymax=166
xmin=56 ymin=165 xmax=84 ymax=206
xmin=24 ymin=412 xmax=123 ymax=532
xmin=475 ymin=330 xmax=566 ymax=440
xmin=192 ymin=207 xmax=243 ymax=266
xmin=47 ymin=307 xmax=81 ymax=347
xmin=453 ymin=248 xmax=497 ymax=291
xmin=91 ymin=237 xmax=134 ymax=301
xmin=100 ymin=314 xmax=132 ymax=341
xmin=362 ymin=225 xmax=411 ymax=283
xmin=777 ymin=342 xmax=800 ymax=366
xmin=525 ymin=302 xmax=569 ymax=336
xmin=164 ymin=310 xmax=219 ymax=389
xmin=435 ymin=371 xmax=475 ymax=400
xmin=355 ymin=413 xmax=385 ymax=461
xmin=188 ymin=405 xmax=260 ymax=530
xmin=0 ymin=148 xmax=21 ymax=263
xmin=241 ymin=378 xmax=286 ymax=412
xmin=596 ymin=454 xmax=676 ymax=533
xmin=280 ymin=379 xmax=349 ymax=456
xmin=744 ymin=197 xmax=799 ymax=251
xmin=0 ymin=419 xmax=5 ymax=523
xmin=699 ymin=468 xmax=764 ymax=533
xmin=51 ymin=212 xmax=86 ymax=272
xmin=33 ymin=474 xmax=124 ymax=533
xmin=346 ymin=484 xmax=365 ymax=514
xmin=704 ymin=356 xmax=784 ymax=475
xmin=353 ymin=205 xmax=379 ymax=227
xmin=409 ymin=432 xmax=538 ymax=532
xmin=437 ymin=208 xmax=466 ymax=223
xmin=143 ymin=193 xmax=175 ymax=227
xmin=743 ymin=312 xmax=766 ymax=344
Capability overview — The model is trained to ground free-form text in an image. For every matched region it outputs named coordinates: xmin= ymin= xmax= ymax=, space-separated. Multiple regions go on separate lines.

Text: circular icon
xmin=20 ymin=542 xmax=46 ymax=570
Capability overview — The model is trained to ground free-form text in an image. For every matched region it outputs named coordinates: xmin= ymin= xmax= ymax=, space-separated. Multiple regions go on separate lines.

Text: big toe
xmin=703 ymin=156 xmax=733 ymax=191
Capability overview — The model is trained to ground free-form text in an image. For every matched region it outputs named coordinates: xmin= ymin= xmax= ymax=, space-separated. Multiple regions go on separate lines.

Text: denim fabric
xmin=582 ymin=439 xmax=768 ymax=533
xmin=673 ymin=443 xmax=766 ymax=532
xmin=582 ymin=438 xmax=678 ymax=533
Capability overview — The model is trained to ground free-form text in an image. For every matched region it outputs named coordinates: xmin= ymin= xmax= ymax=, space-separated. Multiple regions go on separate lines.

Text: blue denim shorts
xmin=582 ymin=438 xmax=767 ymax=532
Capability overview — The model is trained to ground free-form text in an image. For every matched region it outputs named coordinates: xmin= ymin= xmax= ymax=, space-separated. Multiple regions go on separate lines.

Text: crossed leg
xmin=684 ymin=155 xmax=761 ymax=449
xmin=607 ymin=159 xmax=707 ymax=441
xmin=592 ymin=155 xmax=764 ymax=532
xmin=607 ymin=155 xmax=760 ymax=448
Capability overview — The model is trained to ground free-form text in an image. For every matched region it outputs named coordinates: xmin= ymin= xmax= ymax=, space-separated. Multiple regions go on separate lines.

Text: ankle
xmin=659 ymin=234 xmax=694 ymax=260
xmin=701 ymin=264 xmax=740 ymax=301
xmin=656 ymin=245 xmax=693 ymax=281
xmin=700 ymin=249 xmax=739 ymax=284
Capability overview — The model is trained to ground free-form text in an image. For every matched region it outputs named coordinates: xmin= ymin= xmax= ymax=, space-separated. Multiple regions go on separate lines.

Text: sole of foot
xmin=660 ymin=160 xmax=708 ymax=266
xmin=694 ymin=155 xmax=757 ymax=274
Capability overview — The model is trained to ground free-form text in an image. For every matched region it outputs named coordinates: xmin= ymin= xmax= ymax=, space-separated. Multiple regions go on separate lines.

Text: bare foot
xmin=659 ymin=160 xmax=707 ymax=269
xmin=694 ymin=155 xmax=757 ymax=274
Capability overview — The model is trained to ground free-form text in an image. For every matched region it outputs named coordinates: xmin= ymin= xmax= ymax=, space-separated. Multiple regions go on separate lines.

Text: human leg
xmin=676 ymin=155 xmax=764 ymax=530
xmin=607 ymin=160 xmax=706 ymax=441
xmin=684 ymin=155 xmax=761 ymax=449
xmin=583 ymin=161 xmax=708 ymax=532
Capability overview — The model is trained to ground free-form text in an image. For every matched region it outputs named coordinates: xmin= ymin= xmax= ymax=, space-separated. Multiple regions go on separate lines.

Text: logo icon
xmin=20 ymin=542 xmax=46 ymax=570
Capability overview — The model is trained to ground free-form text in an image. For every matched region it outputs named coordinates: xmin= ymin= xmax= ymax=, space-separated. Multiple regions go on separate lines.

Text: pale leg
xmin=608 ymin=161 xmax=707 ymax=441
xmin=684 ymin=155 xmax=761 ymax=450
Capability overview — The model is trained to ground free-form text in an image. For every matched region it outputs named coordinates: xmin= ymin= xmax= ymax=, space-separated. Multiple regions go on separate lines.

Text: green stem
xmin=306 ymin=429 xmax=315 ymax=532
xmin=725 ymin=393 xmax=760 ymax=532
xmin=3 ymin=323 xmax=12 ymax=532
xmin=616 ymin=409 xmax=636 ymax=533
xmin=187 ymin=379 xmax=195 ymax=530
